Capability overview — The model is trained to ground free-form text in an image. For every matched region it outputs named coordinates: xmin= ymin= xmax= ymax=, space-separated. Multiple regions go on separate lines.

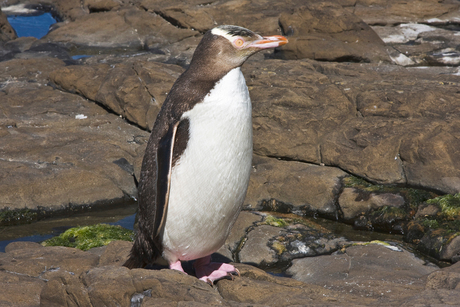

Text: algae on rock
xmin=41 ymin=224 xmax=134 ymax=251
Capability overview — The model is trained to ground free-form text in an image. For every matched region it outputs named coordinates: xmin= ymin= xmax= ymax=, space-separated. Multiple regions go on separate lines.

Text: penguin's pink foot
xmin=193 ymin=255 xmax=239 ymax=285
xmin=169 ymin=260 xmax=187 ymax=273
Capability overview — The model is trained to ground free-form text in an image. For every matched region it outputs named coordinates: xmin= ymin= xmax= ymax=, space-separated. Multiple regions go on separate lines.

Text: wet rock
xmin=238 ymin=224 xmax=285 ymax=267
xmin=217 ymin=211 xmax=262 ymax=260
xmin=245 ymin=155 xmax=346 ymax=218
xmin=288 ymin=243 xmax=438 ymax=302
xmin=237 ymin=214 xmax=348 ymax=267
xmin=373 ymin=23 xmax=460 ymax=66
xmin=278 ymin=3 xmax=391 ymax=63
xmin=339 ymin=187 xmax=405 ymax=221
xmin=415 ymin=203 xmax=441 ymax=219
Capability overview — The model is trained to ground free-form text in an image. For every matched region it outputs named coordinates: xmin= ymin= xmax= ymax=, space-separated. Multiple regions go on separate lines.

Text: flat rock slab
xmin=1 ymin=240 xmax=458 ymax=306
xmin=244 ymin=59 xmax=460 ymax=194
xmin=246 ymin=155 xmax=347 ymax=218
xmin=288 ymin=243 xmax=439 ymax=303
xmin=0 ymin=57 xmax=149 ymax=212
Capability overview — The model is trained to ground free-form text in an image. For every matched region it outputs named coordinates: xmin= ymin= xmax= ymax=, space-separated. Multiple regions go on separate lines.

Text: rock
xmin=278 ymin=3 xmax=391 ymax=63
xmin=0 ymin=239 xmax=458 ymax=306
xmin=373 ymin=22 xmax=460 ymax=66
xmin=237 ymin=215 xmax=348 ymax=267
xmin=351 ymin=0 xmax=460 ymax=26
xmin=98 ymin=240 xmax=132 ymax=266
xmin=418 ymin=229 xmax=460 ymax=262
xmin=217 ymin=264 xmax=375 ymax=306
xmin=0 ymin=270 xmax=44 ymax=307
xmin=1 ymin=241 xmax=99 ymax=277
xmin=50 ymin=58 xmax=184 ymax=130
xmin=238 ymin=224 xmax=284 ymax=267
xmin=0 ymin=8 xmax=17 ymax=42
xmin=426 ymin=262 xmax=460 ymax=290
xmin=288 ymin=244 xmax=438 ymax=302
xmin=41 ymin=9 xmax=197 ymax=52
xmin=339 ymin=187 xmax=405 ymax=221
xmin=141 ymin=0 xmax=303 ymax=34
xmin=415 ymin=203 xmax=441 ymax=219
xmin=217 ymin=211 xmax=262 ymax=260
xmin=0 ymin=57 xmax=149 ymax=212
xmin=245 ymin=155 xmax=346 ymax=218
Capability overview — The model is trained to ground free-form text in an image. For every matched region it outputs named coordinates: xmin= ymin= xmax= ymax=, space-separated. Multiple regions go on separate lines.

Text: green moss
xmin=272 ymin=241 xmax=286 ymax=254
xmin=343 ymin=176 xmax=384 ymax=191
xmin=427 ymin=193 xmax=460 ymax=220
xmin=343 ymin=175 xmax=436 ymax=212
xmin=264 ymin=215 xmax=289 ymax=227
xmin=420 ymin=218 xmax=439 ymax=229
xmin=41 ymin=224 xmax=134 ymax=251
xmin=371 ymin=206 xmax=407 ymax=219
xmin=0 ymin=209 xmax=38 ymax=225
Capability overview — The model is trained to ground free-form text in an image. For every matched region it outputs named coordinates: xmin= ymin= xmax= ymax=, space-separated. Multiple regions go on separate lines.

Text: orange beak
xmin=249 ymin=35 xmax=289 ymax=49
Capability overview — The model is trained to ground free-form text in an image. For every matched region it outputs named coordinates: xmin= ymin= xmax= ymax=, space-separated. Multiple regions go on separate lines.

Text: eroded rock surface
xmin=1 ymin=239 xmax=457 ymax=306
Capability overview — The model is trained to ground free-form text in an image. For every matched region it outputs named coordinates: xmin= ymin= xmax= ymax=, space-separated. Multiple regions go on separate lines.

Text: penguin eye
xmin=233 ymin=38 xmax=245 ymax=48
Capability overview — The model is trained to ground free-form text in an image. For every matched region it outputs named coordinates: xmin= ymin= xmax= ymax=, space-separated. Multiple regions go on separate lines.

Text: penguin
xmin=124 ymin=25 xmax=288 ymax=284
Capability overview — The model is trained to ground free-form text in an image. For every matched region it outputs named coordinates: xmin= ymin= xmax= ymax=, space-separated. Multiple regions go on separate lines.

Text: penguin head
xmin=189 ymin=25 xmax=288 ymax=77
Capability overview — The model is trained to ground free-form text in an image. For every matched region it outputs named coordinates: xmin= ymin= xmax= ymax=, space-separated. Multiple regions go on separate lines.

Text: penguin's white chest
xmin=162 ymin=67 xmax=253 ymax=262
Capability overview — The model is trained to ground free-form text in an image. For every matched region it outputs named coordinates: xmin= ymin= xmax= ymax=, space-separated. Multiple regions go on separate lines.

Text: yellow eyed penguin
xmin=124 ymin=25 xmax=288 ymax=284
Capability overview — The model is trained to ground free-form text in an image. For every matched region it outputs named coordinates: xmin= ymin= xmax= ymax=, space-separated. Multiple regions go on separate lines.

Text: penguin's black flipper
xmin=154 ymin=122 xmax=179 ymax=237
xmin=124 ymin=121 xmax=179 ymax=268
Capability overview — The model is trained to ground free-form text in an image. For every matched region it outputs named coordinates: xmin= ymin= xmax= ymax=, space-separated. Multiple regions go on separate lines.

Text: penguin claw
xmin=194 ymin=256 xmax=240 ymax=285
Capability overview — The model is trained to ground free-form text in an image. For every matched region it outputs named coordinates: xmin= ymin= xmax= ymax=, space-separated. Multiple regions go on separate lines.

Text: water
xmin=0 ymin=204 xmax=137 ymax=253
xmin=7 ymin=12 xmax=57 ymax=39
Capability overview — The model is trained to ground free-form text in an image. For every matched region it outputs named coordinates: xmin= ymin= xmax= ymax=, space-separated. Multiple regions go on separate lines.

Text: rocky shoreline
xmin=1 ymin=0 xmax=460 ymax=305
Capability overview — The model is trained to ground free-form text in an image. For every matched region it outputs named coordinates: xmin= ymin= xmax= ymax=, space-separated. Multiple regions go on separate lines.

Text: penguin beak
xmin=249 ymin=35 xmax=289 ymax=49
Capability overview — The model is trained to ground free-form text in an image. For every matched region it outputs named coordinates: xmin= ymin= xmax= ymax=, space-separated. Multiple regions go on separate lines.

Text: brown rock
xmin=0 ymin=57 xmax=149 ymax=212
xmin=244 ymin=59 xmax=356 ymax=164
xmin=1 ymin=241 xmax=99 ymax=277
xmin=84 ymin=0 xmax=121 ymax=12
xmin=42 ymin=9 xmax=197 ymax=51
xmin=50 ymin=59 xmax=184 ymax=130
xmin=246 ymin=155 xmax=346 ymax=218
xmin=278 ymin=3 xmax=391 ymax=63
xmin=238 ymin=225 xmax=285 ymax=266
xmin=98 ymin=240 xmax=132 ymax=266
xmin=0 ymin=270 xmax=45 ymax=307
xmin=84 ymin=266 xmax=137 ymax=306
xmin=288 ymin=244 xmax=438 ymax=302
xmin=141 ymin=0 xmax=305 ymax=34
xmin=339 ymin=187 xmax=405 ymax=220
xmin=351 ymin=0 xmax=460 ymax=26
xmin=415 ymin=203 xmax=441 ymax=219
xmin=217 ymin=211 xmax=262 ymax=260
xmin=217 ymin=263 xmax=374 ymax=306
xmin=0 ymin=8 xmax=17 ymax=42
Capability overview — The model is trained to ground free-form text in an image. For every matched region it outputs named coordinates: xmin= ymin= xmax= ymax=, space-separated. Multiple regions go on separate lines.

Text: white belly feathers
xmin=162 ymin=67 xmax=253 ymax=262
